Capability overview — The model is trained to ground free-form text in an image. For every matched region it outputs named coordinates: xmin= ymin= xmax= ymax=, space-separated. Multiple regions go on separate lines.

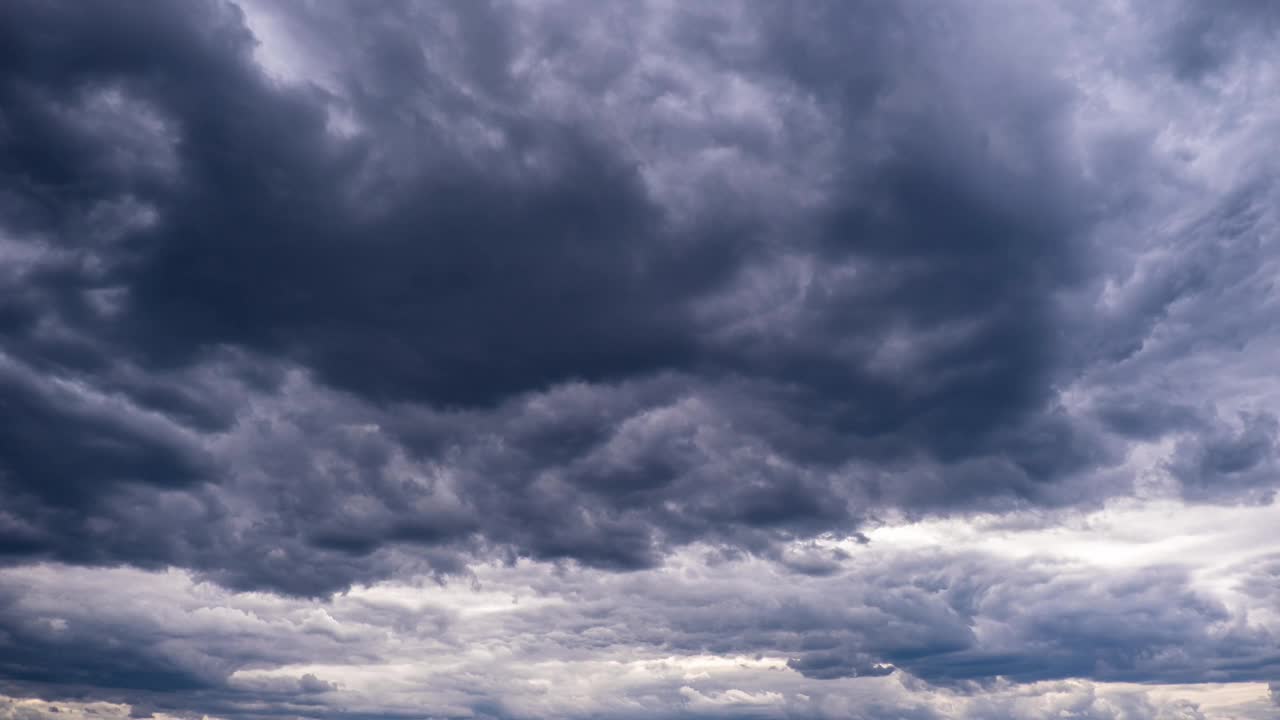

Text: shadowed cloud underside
xmin=0 ymin=1 xmax=1278 ymax=719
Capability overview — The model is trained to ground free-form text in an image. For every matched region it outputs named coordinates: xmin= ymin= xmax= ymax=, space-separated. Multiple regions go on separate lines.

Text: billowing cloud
xmin=0 ymin=0 xmax=1278 ymax=717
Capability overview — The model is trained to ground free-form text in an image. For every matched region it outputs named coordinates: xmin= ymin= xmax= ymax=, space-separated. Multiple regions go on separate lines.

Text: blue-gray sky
xmin=0 ymin=1 xmax=1278 ymax=718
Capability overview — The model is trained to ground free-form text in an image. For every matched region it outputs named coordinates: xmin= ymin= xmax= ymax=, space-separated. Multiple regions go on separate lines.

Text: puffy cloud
xmin=0 ymin=0 xmax=1279 ymax=717
xmin=0 ymin=538 xmax=1275 ymax=718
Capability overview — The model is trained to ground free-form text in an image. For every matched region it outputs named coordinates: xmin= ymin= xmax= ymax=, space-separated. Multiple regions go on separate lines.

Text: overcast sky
xmin=1 ymin=1 xmax=1279 ymax=719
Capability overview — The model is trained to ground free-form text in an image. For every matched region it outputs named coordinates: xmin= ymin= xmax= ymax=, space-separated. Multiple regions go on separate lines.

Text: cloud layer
xmin=1 ymin=0 xmax=1278 ymax=718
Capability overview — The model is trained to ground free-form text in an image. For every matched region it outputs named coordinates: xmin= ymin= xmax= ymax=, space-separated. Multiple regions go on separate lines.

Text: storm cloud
xmin=0 ymin=0 xmax=1278 ymax=718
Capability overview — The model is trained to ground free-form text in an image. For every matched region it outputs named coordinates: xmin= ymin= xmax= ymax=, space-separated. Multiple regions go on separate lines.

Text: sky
xmin=0 ymin=1 xmax=1278 ymax=718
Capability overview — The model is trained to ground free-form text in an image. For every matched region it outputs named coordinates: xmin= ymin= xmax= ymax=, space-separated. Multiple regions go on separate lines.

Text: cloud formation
xmin=0 ymin=0 xmax=1278 ymax=718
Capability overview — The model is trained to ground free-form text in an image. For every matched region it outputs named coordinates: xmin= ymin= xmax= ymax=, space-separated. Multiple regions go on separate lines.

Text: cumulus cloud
xmin=0 ymin=537 xmax=1274 ymax=718
xmin=1 ymin=0 xmax=1279 ymax=717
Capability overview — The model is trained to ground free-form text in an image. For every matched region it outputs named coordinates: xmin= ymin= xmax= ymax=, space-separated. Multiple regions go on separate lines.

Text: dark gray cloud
xmin=1168 ymin=411 xmax=1279 ymax=504
xmin=0 ymin=0 xmax=1125 ymax=592
xmin=1157 ymin=0 xmax=1280 ymax=81
xmin=1 ymin=0 xmax=1279 ymax=717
